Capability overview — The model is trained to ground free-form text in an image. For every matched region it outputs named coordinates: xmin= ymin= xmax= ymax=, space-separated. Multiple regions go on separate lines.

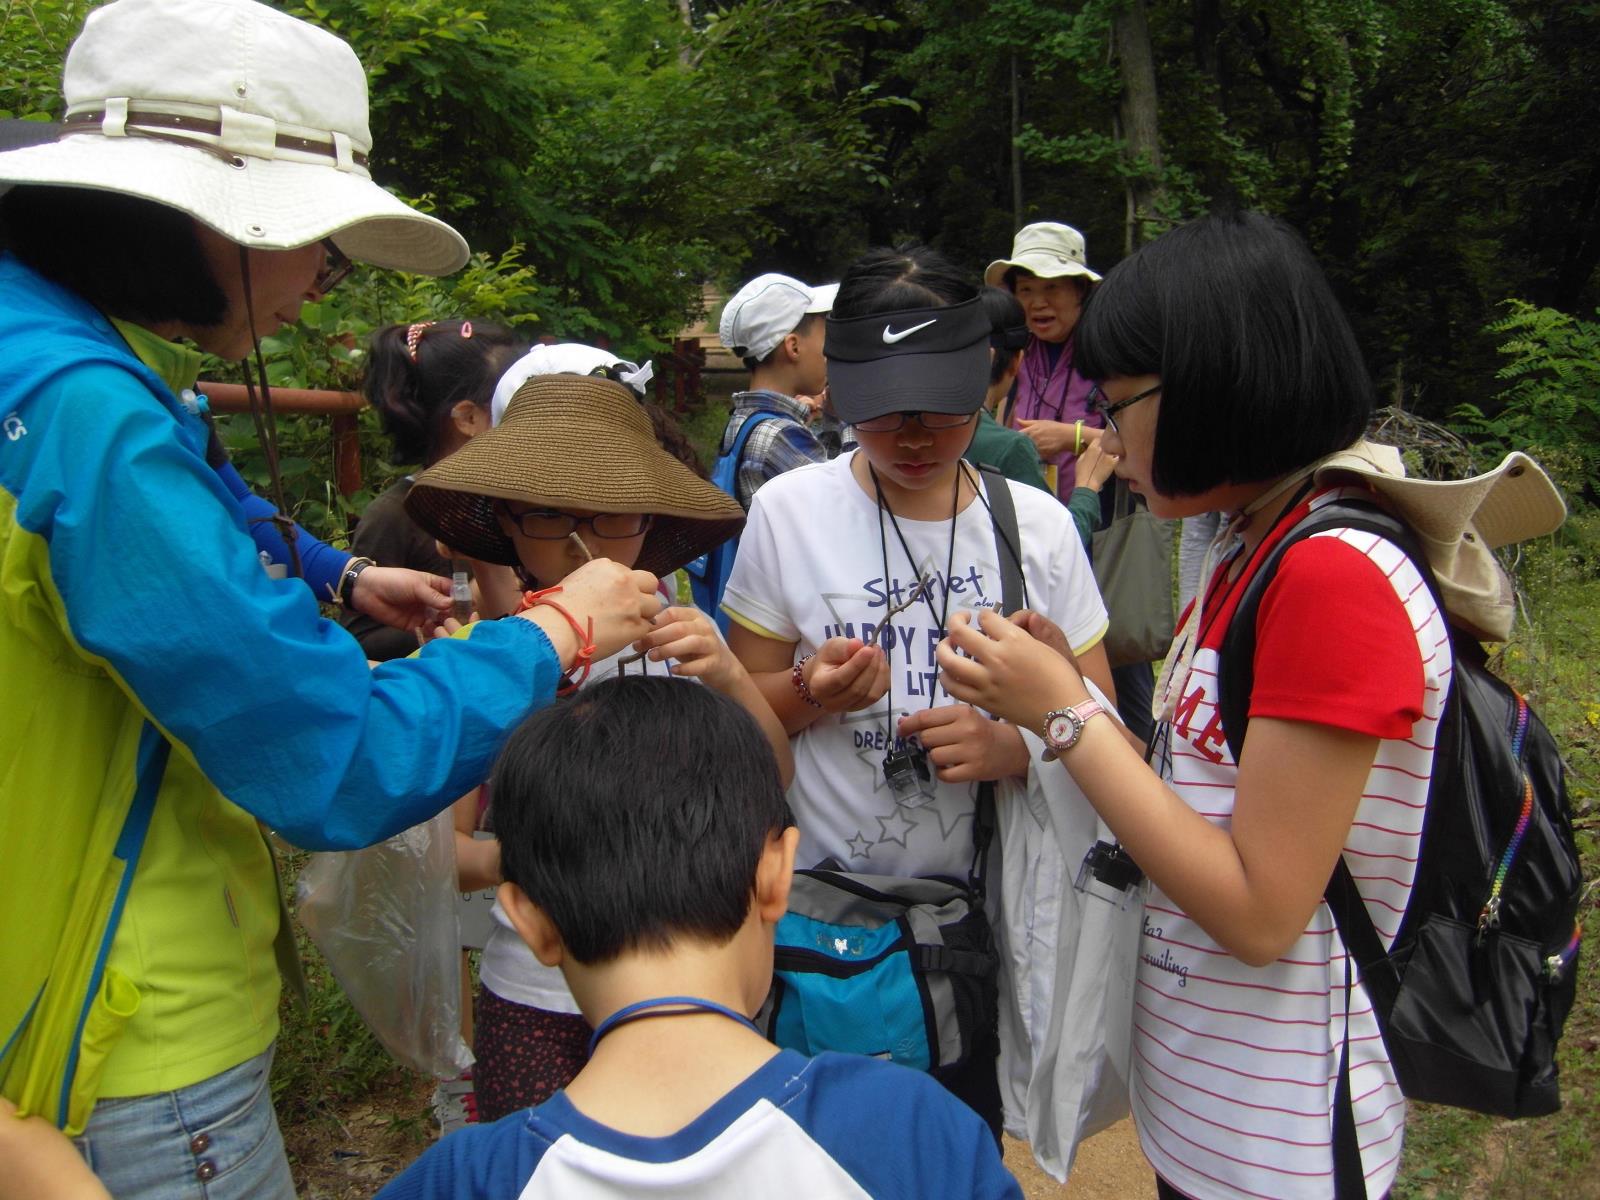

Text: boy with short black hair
xmin=379 ymin=678 xmax=1018 ymax=1200
xmin=717 ymin=273 xmax=837 ymax=509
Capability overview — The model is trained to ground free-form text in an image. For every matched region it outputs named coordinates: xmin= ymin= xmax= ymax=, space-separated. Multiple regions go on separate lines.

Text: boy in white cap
xmin=716 ymin=272 xmax=837 ymax=509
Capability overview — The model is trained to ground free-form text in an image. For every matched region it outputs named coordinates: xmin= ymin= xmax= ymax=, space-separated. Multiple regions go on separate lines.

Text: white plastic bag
xmin=995 ymin=682 xmax=1143 ymax=1182
xmin=295 ymin=808 xmax=473 ymax=1079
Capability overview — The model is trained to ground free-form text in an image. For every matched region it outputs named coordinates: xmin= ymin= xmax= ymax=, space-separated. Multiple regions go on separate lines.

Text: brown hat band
xmin=62 ymin=108 xmax=369 ymax=169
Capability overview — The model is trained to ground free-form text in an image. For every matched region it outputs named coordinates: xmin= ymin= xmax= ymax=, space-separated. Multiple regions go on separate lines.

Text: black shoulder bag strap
xmin=1215 ymin=497 xmax=1441 ymax=1200
xmin=967 ymin=465 xmax=1025 ymax=900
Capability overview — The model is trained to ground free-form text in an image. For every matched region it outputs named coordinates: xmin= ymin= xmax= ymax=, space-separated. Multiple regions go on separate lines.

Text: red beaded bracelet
xmin=517 ymin=586 xmax=597 ymax=695
xmin=792 ymin=654 xmax=823 ymax=708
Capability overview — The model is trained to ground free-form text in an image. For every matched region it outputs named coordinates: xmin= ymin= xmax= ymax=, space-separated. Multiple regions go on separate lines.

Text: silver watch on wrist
xmin=1040 ymin=700 xmax=1106 ymax=761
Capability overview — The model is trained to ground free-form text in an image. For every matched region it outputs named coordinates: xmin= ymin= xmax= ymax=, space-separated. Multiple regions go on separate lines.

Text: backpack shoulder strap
xmin=1216 ymin=498 xmax=1425 ymax=763
xmin=976 ymin=464 xmax=1025 ymax=617
xmin=717 ymin=410 xmax=782 ymax=486
xmin=970 ymin=464 xmax=1025 ymax=898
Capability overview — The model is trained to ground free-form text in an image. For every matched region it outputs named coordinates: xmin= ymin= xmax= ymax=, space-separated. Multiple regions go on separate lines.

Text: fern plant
xmin=1453 ymin=301 xmax=1600 ymax=500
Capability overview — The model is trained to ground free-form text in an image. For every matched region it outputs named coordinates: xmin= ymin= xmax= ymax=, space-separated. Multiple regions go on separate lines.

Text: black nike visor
xmin=824 ymin=298 xmax=991 ymax=425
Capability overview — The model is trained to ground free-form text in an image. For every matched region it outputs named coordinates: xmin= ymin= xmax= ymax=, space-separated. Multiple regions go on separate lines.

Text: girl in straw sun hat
xmin=0 ymin=0 xmax=659 ymax=1194
xmin=405 ymin=367 xmax=794 ymax=1122
xmin=938 ymin=210 xmax=1564 ymax=1200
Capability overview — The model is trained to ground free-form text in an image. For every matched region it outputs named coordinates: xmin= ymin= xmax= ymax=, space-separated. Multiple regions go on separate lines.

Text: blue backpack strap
xmin=687 ymin=411 xmax=783 ymax=623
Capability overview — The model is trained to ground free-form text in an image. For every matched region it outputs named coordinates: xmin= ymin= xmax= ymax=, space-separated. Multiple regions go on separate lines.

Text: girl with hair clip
xmin=721 ymin=244 xmax=1118 ymax=1138
xmin=344 ymin=318 xmax=528 ymax=660
xmin=404 ymin=366 xmax=793 ymax=1121
xmin=939 ymin=210 xmax=1448 ymax=1200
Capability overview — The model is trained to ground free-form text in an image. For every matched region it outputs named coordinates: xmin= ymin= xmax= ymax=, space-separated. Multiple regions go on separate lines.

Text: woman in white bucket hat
xmin=0 ymin=1 xmax=660 ymax=1194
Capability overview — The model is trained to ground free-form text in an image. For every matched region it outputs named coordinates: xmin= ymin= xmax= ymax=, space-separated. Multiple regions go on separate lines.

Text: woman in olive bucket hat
xmin=0 ymin=1 xmax=657 ymax=1193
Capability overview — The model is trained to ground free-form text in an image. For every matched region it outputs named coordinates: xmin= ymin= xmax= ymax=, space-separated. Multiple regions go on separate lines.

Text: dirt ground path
xmin=1004 ymin=1118 xmax=1155 ymax=1197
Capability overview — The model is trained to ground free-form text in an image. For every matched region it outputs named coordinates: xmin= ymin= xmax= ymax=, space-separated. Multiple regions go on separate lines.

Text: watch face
xmin=1046 ymin=711 xmax=1081 ymax=748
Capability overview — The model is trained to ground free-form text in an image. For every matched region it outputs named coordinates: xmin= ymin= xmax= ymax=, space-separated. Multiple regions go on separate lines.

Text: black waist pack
xmin=1218 ymin=500 xmax=1583 ymax=1119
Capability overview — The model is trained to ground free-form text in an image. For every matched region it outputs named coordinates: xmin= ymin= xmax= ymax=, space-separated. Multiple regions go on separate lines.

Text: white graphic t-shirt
xmin=721 ymin=452 xmax=1107 ymax=879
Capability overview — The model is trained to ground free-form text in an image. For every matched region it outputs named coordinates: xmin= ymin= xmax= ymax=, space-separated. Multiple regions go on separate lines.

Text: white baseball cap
xmin=718 ymin=273 xmax=838 ymax=362
xmin=490 ymin=343 xmax=654 ymax=425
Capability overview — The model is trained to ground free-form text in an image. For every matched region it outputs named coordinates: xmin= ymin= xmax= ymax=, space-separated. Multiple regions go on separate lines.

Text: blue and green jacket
xmin=0 ymin=254 xmax=560 ymax=1130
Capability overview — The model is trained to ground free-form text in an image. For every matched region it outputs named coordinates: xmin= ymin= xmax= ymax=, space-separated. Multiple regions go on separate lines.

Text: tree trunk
xmin=1010 ymin=51 xmax=1024 ymax=228
xmin=1114 ymin=0 xmax=1166 ymax=248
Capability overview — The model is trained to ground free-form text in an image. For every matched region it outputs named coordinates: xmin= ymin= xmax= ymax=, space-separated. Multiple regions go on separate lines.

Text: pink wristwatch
xmin=1040 ymin=700 xmax=1106 ymax=760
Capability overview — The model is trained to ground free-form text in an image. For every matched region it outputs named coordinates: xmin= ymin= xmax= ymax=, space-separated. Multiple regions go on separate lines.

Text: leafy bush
xmin=1453 ymin=301 xmax=1600 ymax=500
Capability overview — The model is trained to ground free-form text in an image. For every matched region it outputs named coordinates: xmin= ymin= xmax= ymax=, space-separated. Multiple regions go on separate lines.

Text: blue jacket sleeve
xmin=213 ymin=458 xmax=350 ymax=599
xmin=19 ymin=363 xmax=561 ymax=850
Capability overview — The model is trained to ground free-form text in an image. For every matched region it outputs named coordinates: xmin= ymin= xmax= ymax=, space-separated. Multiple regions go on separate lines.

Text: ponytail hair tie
xmin=460 ymin=321 xmax=473 ymax=339
xmin=406 ymin=321 xmax=437 ymax=362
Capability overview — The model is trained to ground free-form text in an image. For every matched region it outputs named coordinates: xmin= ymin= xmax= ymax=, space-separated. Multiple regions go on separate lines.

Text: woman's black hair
xmin=492 ymin=677 xmax=793 ymax=964
xmin=830 ymin=243 xmax=976 ymax=319
xmin=1076 ymin=210 xmax=1373 ymax=497
xmin=0 ymin=185 xmax=227 ymax=326
xmin=978 ymin=286 xmax=1028 ymax=385
xmin=363 ymin=320 xmax=526 ymax=465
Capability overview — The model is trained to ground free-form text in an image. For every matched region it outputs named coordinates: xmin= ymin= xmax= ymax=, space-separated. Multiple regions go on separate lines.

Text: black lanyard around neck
xmin=870 ymin=463 xmax=960 ymax=726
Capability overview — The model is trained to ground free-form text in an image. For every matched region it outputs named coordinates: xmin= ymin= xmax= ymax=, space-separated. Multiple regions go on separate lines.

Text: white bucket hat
xmin=1313 ymin=441 xmax=1567 ymax=641
xmin=0 ymin=0 xmax=467 ymax=275
xmin=719 ymin=273 xmax=838 ymax=362
xmin=985 ymin=221 xmax=1101 ymax=288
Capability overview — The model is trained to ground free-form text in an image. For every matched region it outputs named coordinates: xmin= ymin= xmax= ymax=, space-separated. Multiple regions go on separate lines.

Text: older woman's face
xmin=189 ymin=224 xmax=326 ymax=360
xmin=1012 ymin=273 xmax=1086 ymax=345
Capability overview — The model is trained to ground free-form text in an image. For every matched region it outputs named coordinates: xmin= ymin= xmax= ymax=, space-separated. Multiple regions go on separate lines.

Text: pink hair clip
xmin=461 ymin=321 xmax=474 ymax=339
xmin=406 ymin=321 xmax=437 ymax=362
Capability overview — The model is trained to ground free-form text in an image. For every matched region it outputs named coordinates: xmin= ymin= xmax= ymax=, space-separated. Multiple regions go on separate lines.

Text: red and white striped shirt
xmin=1134 ymin=490 xmax=1453 ymax=1200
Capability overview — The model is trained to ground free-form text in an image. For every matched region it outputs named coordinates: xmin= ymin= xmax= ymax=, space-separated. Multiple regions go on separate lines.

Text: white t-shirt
xmin=721 ymin=452 xmax=1107 ymax=879
xmin=479 ymin=638 xmax=694 ymax=1012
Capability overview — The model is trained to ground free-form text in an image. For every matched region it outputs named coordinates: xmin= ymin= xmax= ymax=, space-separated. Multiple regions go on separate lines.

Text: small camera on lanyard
xmin=1074 ymin=839 xmax=1144 ymax=907
xmin=883 ymin=745 xmax=934 ymax=807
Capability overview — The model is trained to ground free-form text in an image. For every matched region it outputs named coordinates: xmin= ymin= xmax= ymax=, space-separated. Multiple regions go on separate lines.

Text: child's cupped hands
xmin=805 ymin=636 xmax=890 ymax=712
xmin=632 ymin=606 xmax=739 ymax=688
xmin=937 ymin=608 xmax=1087 ymax=733
xmin=897 ymin=703 xmax=1030 ymax=783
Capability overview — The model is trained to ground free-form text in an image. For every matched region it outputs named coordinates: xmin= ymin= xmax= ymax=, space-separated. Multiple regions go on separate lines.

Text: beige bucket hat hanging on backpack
xmin=1313 ymin=441 xmax=1566 ymax=642
xmin=0 ymin=0 xmax=468 ymax=275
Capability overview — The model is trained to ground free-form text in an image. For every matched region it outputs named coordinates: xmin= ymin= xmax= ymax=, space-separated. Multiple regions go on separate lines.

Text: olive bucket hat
xmin=405 ymin=375 xmax=746 ymax=577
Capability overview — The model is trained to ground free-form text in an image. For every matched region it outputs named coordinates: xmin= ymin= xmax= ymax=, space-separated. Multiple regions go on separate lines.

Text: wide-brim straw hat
xmin=405 ymin=375 xmax=746 ymax=577
xmin=1314 ymin=441 xmax=1567 ymax=641
xmin=984 ymin=221 xmax=1101 ymax=289
xmin=0 ymin=0 xmax=467 ymax=275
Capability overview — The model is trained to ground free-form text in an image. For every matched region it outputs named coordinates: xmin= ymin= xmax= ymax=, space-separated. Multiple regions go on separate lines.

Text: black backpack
xmin=1216 ymin=499 xmax=1583 ymax=1140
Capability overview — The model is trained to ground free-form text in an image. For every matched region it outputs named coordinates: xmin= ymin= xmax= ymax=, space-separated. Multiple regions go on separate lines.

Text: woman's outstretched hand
xmin=514 ymin=558 xmax=660 ymax=669
xmin=938 ymin=608 xmax=1086 ymax=732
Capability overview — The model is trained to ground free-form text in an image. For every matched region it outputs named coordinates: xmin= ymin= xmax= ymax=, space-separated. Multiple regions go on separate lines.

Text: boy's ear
xmin=498 ymin=881 xmax=565 ymax=968
xmin=779 ymin=331 xmax=803 ymax=365
xmin=754 ymin=827 xmax=800 ymax=925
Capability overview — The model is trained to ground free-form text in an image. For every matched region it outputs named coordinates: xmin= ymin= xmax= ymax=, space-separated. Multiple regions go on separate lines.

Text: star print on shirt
xmin=875 ymin=806 xmax=919 ymax=848
xmin=845 ymin=831 xmax=874 ymax=860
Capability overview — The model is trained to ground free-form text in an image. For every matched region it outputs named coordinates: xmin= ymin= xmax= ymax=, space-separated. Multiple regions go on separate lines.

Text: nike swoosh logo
xmin=881 ymin=319 xmax=937 ymax=344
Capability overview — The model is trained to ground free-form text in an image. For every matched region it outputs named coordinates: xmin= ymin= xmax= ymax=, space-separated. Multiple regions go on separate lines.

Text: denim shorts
xmin=74 ymin=1045 xmax=296 ymax=1200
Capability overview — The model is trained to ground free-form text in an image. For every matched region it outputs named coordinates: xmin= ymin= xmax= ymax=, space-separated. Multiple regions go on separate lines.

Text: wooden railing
xmin=200 ymin=381 xmax=366 ymax=498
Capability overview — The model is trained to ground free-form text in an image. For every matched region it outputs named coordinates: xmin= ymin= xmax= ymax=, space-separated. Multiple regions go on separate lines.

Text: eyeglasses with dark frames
xmin=313 ymin=238 xmax=355 ymax=295
xmin=852 ymin=410 xmax=978 ymax=434
xmin=501 ymin=506 xmax=653 ymax=541
xmin=1088 ymin=381 xmax=1161 ymax=432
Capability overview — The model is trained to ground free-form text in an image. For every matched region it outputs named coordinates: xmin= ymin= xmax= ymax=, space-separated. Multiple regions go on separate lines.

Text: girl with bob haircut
xmin=939 ymin=211 xmax=1445 ymax=1200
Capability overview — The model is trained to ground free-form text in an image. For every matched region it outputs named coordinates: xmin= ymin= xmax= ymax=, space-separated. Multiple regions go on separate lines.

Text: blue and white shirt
xmin=378 ymin=1049 xmax=1020 ymax=1199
